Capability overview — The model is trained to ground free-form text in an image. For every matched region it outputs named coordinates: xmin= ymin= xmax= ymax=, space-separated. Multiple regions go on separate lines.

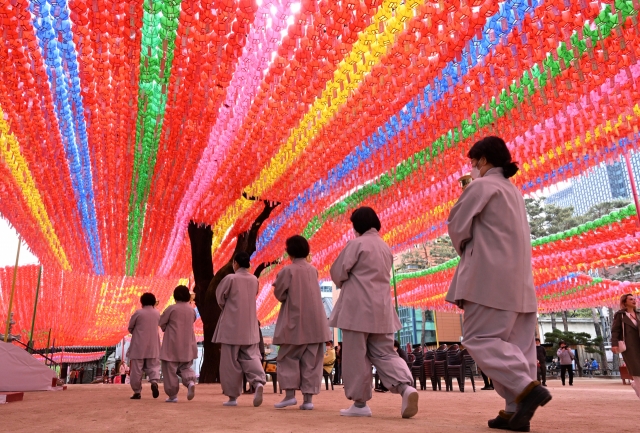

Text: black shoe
xmin=151 ymin=382 xmax=159 ymax=399
xmin=488 ymin=411 xmax=530 ymax=432
xmin=510 ymin=382 xmax=552 ymax=430
xmin=130 ymin=393 xmax=141 ymax=400
xmin=374 ymin=388 xmax=389 ymax=393
xmin=481 ymin=386 xmax=495 ymax=390
xmin=542 ymin=383 xmax=547 ymax=387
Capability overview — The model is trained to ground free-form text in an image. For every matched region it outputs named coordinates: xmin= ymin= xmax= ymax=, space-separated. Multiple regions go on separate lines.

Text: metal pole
xmin=623 ymin=152 xmax=640 ymax=228
xmin=4 ymin=238 xmax=21 ymax=343
xmin=28 ymin=265 xmax=42 ymax=353
xmin=44 ymin=328 xmax=51 ymax=366
xmin=391 ymin=264 xmax=400 ymax=343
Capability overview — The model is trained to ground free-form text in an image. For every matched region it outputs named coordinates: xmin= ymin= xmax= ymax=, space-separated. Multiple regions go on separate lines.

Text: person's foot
xmin=253 ymin=384 xmax=264 ymax=407
xmin=509 ymin=382 xmax=552 ymax=430
xmin=400 ymin=386 xmax=419 ymax=419
xmin=542 ymin=383 xmax=547 ymax=387
xmin=223 ymin=398 xmax=238 ymax=406
xmin=481 ymin=386 xmax=495 ymax=390
xmin=274 ymin=397 xmax=297 ymax=408
xmin=569 ymin=383 xmax=573 ymax=386
xmin=187 ymin=382 xmax=195 ymax=401
xmin=374 ymin=388 xmax=388 ymax=393
xmin=165 ymin=397 xmax=178 ymax=403
xmin=340 ymin=404 xmax=372 ymax=417
xmin=151 ymin=382 xmax=159 ymax=399
xmin=130 ymin=393 xmax=141 ymax=400
xmin=299 ymin=402 xmax=314 ymax=410
xmin=488 ymin=411 xmax=530 ymax=432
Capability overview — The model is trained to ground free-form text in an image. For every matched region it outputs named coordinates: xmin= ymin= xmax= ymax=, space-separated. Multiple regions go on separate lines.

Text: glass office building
xmin=545 ymin=152 xmax=640 ymax=215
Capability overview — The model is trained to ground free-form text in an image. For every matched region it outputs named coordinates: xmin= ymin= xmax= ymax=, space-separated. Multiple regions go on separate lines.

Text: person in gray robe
xmin=329 ymin=207 xmax=418 ymax=419
xmin=159 ymin=285 xmax=198 ymax=403
xmin=213 ymin=251 xmax=266 ymax=407
xmin=272 ymin=235 xmax=331 ymax=410
xmin=445 ymin=136 xmax=551 ymax=431
xmin=127 ymin=292 xmax=161 ymax=399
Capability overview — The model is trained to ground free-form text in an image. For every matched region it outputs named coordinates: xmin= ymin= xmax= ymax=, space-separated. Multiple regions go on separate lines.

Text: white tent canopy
xmin=0 ymin=342 xmax=56 ymax=392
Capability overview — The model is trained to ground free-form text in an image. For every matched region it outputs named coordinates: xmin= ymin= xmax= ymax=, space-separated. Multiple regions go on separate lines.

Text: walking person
xmin=480 ymin=370 xmax=494 ymax=391
xmin=445 ymin=137 xmax=551 ymax=431
xmin=535 ymin=338 xmax=547 ymax=386
xmin=612 ymin=293 xmax=640 ymax=398
xmin=119 ymin=361 xmax=127 ymax=384
xmin=271 ymin=235 xmax=332 ymax=410
xmin=159 ymin=285 xmax=198 ymax=403
xmin=213 ymin=252 xmax=266 ymax=407
xmin=127 ymin=292 xmax=161 ymax=400
xmin=333 ymin=343 xmax=342 ymax=385
xmin=557 ymin=341 xmax=574 ymax=386
xmin=329 ymin=206 xmax=418 ymax=418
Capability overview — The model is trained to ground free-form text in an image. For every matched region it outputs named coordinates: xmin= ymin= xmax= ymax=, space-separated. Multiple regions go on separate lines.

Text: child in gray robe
xmin=127 ymin=292 xmax=161 ymax=399
xmin=272 ymin=235 xmax=331 ymax=410
xmin=159 ymin=285 xmax=198 ymax=403
xmin=213 ymin=252 xmax=267 ymax=407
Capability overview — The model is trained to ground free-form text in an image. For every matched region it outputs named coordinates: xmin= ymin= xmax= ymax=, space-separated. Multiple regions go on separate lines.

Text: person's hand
xmin=611 ymin=346 xmax=619 ymax=354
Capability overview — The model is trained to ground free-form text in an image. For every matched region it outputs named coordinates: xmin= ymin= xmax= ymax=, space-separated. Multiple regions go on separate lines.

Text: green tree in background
xmin=525 ymin=198 xmax=630 ymax=239
xmin=544 ymin=329 xmax=604 ymax=377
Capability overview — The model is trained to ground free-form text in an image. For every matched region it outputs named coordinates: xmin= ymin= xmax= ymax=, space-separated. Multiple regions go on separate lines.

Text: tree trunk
xmin=189 ymin=200 xmax=280 ymax=383
xmin=188 ymin=222 xmax=221 ymax=383
xmin=574 ymin=346 xmax=582 ymax=377
xmin=562 ymin=311 xmax=569 ymax=332
xmin=591 ymin=307 xmax=608 ymax=375
xmin=550 ymin=313 xmax=557 ymax=331
xmin=608 ymin=308 xmax=620 ymax=373
xmin=420 ymin=310 xmax=427 ymax=347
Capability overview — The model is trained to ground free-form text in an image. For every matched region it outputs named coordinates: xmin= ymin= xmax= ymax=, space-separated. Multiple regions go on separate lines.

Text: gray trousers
xmin=129 ymin=358 xmax=160 ymax=394
xmin=462 ymin=302 xmax=537 ymax=412
xmin=277 ymin=343 xmax=324 ymax=395
xmin=220 ymin=344 xmax=266 ymax=398
xmin=342 ymin=331 xmax=413 ymax=402
xmin=161 ymin=360 xmax=196 ymax=398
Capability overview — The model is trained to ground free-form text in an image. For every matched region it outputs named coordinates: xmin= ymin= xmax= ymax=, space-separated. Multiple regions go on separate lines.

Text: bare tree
xmin=561 ymin=311 xmax=569 ymax=332
xmin=591 ymin=307 xmax=608 ymax=375
xmin=189 ymin=199 xmax=280 ymax=383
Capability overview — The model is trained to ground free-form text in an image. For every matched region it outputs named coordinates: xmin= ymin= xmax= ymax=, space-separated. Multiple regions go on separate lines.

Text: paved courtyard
xmin=1 ymin=378 xmax=636 ymax=432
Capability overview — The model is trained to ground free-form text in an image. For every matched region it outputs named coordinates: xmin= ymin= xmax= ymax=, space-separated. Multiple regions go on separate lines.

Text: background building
xmin=545 ymin=152 xmax=640 ymax=215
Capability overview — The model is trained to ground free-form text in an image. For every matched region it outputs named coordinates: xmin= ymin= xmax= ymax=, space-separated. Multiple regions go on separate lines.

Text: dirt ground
xmin=1 ymin=377 xmax=636 ymax=432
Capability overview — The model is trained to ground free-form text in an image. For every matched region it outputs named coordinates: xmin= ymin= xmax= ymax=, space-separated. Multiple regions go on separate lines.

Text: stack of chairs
xmin=423 ymin=350 xmax=438 ymax=390
xmin=410 ymin=352 xmax=426 ymax=390
xmin=463 ymin=351 xmax=477 ymax=392
xmin=446 ymin=348 xmax=476 ymax=392
xmin=433 ymin=347 xmax=451 ymax=391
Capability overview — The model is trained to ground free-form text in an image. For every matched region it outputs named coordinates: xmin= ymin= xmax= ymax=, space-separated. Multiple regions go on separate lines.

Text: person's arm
xmin=330 ymin=241 xmax=360 ymax=289
xmin=127 ymin=311 xmax=138 ymax=334
xmin=158 ymin=307 xmax=171 ymax=332
xmin=216 ymin=276 xmax=232 ymax=309
xmin=447 ymin=181 xmax=493 ymax=255
xmin=556 ymin=348 xmax=562 ymax=357
xmin=272 ymin=268 xmax=290 ymax=302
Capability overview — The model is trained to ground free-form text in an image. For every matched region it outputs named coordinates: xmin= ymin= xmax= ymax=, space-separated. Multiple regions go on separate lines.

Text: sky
xmin=0 ymin=218 xmax=39 ymax=268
